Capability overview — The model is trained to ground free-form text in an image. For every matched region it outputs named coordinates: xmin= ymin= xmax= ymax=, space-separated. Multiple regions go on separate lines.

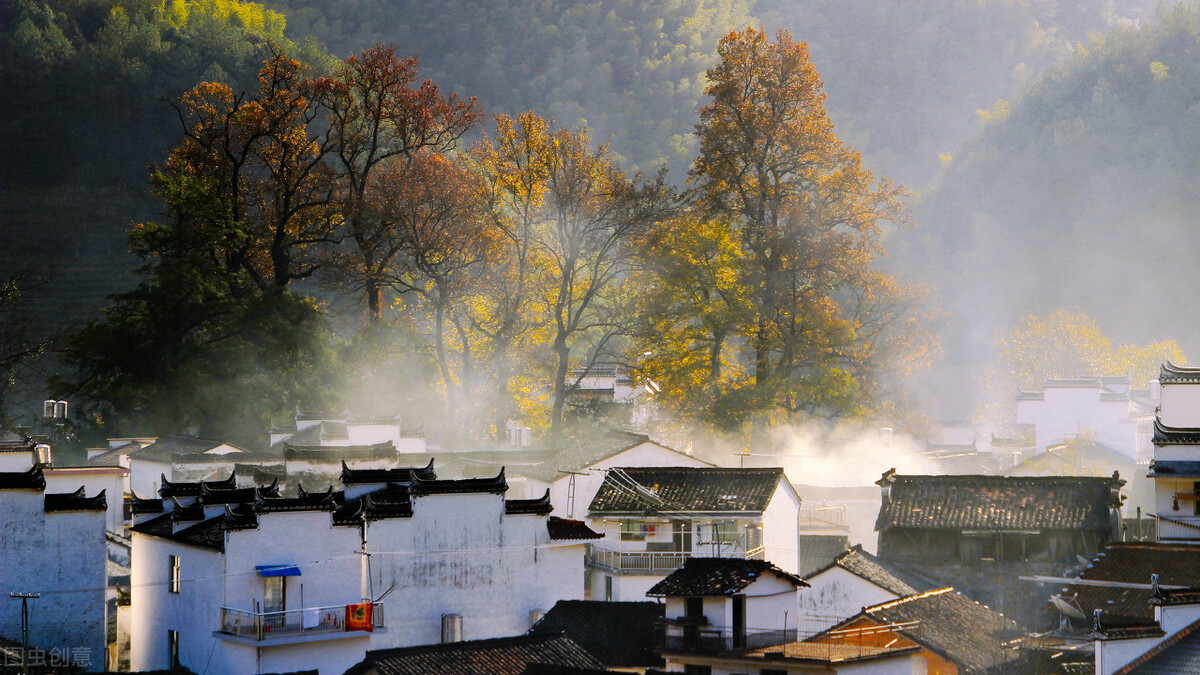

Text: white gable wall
xmin=1161 ymin=383 xmax=1200 ymax=428
xmin=548 ymin=442 xmax=710 ymax=518
xmin=798 ymin=566 xmax=902 ymax=628
xmin=763 ymin=480 xmax=802 ymax=574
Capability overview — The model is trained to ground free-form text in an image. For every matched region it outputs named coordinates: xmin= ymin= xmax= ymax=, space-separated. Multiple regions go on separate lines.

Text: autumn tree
xmin=61 ymin=50 xmax=340 ymax=446
xmin=314 ymin=45 xmax=480 ymax=322
xmin=367 ymin=151 xmax=497 ymax=425
xmin=656 ymin=27 xmax=919 ymax=426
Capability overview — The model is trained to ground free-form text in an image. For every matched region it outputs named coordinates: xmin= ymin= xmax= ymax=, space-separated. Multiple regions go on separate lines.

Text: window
xmin=761 ymin=670 xmax=788 ymax=675
xmin=683 ymin=666 xmax=712 ymax=675
xmin=711 ymin=520 xmax=739 ymax=543
xmin=620 ymin=519 xmax=648 ymax=541
xmin=169 ymin=555 xmax=180 ymax=594
xmin=167 ymin=630 xmax=179 ymax=668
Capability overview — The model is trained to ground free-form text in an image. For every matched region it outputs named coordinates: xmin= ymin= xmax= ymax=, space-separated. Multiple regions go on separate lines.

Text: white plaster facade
xmin=1016 ymin=377 xmax=1156 ymax=463
xmin=798 ymin=566 xmax=905 ymax=628
xmin=129 ymin=465 xmax=592 ymax=675
xmin=584 ymin=467 xmax=801 ymax=602
xmin=546 ymin=441 xmax=712 ymax=519
xmin=0 ymin=464 xmax=108 ymax=671
xmin=45 ymin=466 xmax=127 ymax=534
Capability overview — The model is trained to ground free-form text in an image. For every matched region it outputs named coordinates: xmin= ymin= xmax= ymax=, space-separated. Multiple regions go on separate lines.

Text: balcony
xmin=217 ymin=603 xmax=384 ymax=644
xmin=587 ymin=544 xmax=764 ymax=574
xmin=658 ymin=618 xmax=797 ymax=654
xmin=1154 ymin=513 xmax=1200 ymax=541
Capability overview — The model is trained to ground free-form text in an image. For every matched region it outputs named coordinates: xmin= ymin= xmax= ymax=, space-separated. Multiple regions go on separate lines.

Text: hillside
xmin=900 ymin=2 xmax=1200 ymax=412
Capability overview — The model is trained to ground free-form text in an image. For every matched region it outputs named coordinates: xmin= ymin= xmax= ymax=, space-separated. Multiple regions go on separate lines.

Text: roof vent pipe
xmin=441 ymin=614 xmax=463 ymax=643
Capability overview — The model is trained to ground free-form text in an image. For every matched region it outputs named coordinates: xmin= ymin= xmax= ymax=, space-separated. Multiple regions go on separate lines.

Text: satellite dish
xmin=1051 ymin=594 xmax=1086 ymax=620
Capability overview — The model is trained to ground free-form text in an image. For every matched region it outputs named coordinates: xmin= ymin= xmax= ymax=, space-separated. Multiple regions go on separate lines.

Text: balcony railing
xmin=658 ymin=619 xmax=797 ymax=654
xmin=587 ymin=544 xmax=764 ymax=574
xmin=218 ymin=603 xmax=384 ymax=642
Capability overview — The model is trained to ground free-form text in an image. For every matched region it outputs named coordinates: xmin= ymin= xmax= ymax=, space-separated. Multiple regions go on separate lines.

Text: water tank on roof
xmin=43 ymin=400 xmax=55 ymax=418
xmin=54 ymin=400 xmax=67 ymax=419
xmin=34 ymin=444 xmax=51 ymax=466
xmin=441 ymin=614 xmax=463 ymax=643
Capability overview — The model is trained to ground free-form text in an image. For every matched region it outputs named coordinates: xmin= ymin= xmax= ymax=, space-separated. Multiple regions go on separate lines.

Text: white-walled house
xmin=1147 ymin=362 xmax=1200 ymax=543
xmin=44 ymin=465 xmax=128 ymax=534
xmin=584 ymin=466 xmax=801 ymax=602
xmin=798 ymin=545 xmax=933 ymax=629
xmin=270 ymin=410 xmax=425 ymax=454
xmin=129 ymin=460 xmax=600 ymax=675
xmin=1016 ymin=376 xmax=1156 ymax=463
xmin=0 ymin=463 xmax=108 ymax=671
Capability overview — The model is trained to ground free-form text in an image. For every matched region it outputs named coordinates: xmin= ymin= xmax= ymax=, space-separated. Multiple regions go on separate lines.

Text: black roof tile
xmin=1160 ymin=362 xmax=1200 ymax=383
xmin=1152 ymin=417 xmax=1200 ymax=446
xmin=341 ymin=459 xmax=436 ymax=485
xmin=410 ymin=468 xmax=507 ymax=496
xmin=588 ymin=467 xmax=784 ymax=514
xmin=159 ymin=471 xmax=237 ymax=498
xmin=0 ymin=465 xmax=45 ymax=490
xmin=333 ymin=483 xmax=414 ymax=525
xmin=647 ymin=557 xmax=807 ymax=597
xmin=848 ymin=588 xmax=1023 ymax=673
xmin=1053 ymin=542 xmax=1200 ymax=626
xmin=875 ymin=471 xmax=1124 ymax=531
xmin=284 ymin=441 xmax=396 ymax=460
xmin=530 ymin=600 xmax=664 ymax=668
xmin=507 ymin=490 xmax=554 ymax=515
xmin=130 ymin=493 xmax=164 ymax=514
xmin=546 ymin=517 xmax=601 ymax=541
xmin=132 ymin=435 xmax=245 ymax=463
xmin=808 ymin=544 xmax=933 ymax=596
xmin=345 ymin=633 xmax=606 ymax=675
xmin=44 ymin=486 xmax=107 ymax=512
xmin=1148 ymin=460 xmax=1200 ymax=477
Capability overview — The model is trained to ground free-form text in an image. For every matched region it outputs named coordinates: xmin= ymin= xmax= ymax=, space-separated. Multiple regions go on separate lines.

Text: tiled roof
xmin=1116 ymin=616 xmax=1200 ymax=674
xmin=132 ymin=504 xmax=259 ymax=551
xmin=333 ymin=483 xmax=414 ymax=525
xmin=519 ymin=432 xmax=711 ymax=483
xmin=284 ymin=441 xmax=396 ymax=460
xmin=344 ymin=633 xmax=606 ymax=675
xmin=530 ymin=600 xmax=664 ymax=668
xmin=546 ymin=517 xmax=602 ymax=541
xmin=1152 ymin=417 xmax=1200 ymax=446
xmin=159 ymin=471 xmax=237 ymax=498
xmin=809 ymin=544 xmax=931 ymax=596
xmin=44 ymin=486 xmax=107 ymax=512
xmin=1148 ymin=460 xmax=1200 ymax=477
xmin=588 ymin=467 xmax=784 ymax=514
xmin=254 ymin=489 xmax=341 ymax=513
xmin=130 ymin=493 xmax=164 ymax=514
xmin=410 ymin=469 xmax=508 ymax=496
xmin=0 ymin=465 xmax=45 ymax=490
xmin=646 ymin=557 xmax=807 ymax=597
xmin=506 ymin=490 xmax=554 ymax=515
xmin=1160 ymin=362 xmax=1200 ymax=383
xmin=131 ymin=435 xmax=243 ymax=463
xmin=198 ymin=480 xmax=279 ymax=505
xmin=1057 ymin=542 xmax=1200 ymax=625
xmin=875 ymin=471 xmax=1124 ymax=531
xmin=0 ymin=438 xmax=34 ymax=452
xmin=854 ymin=588 xmax=1023 ymax=673
xmin=341 ymin=459 xmax=436 ymax=484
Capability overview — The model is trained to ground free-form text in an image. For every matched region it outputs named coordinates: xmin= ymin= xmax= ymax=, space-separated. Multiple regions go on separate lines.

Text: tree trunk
xmin=549 ymin=331 xmax=570 ymax=440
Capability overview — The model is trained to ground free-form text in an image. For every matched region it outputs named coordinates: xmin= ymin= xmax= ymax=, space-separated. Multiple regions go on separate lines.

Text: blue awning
xmin=255 ymin=564 xmax=301 ymax=577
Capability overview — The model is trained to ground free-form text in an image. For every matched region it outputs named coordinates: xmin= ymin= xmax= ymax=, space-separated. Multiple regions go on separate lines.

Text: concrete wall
xmin=45 ymin=467 xmax=127 ymax=533
xmin=0 ymin=488 xmax=108 ymax=671
xmin=1016 ymin=386 xmax=1144 ymax=458
xmin=1160 ymin=384 xmax=1200 ymax=428
xmin=799 ymin=566 xmax=901 ymax=628
xmin=764 ymin=482 xmax=802 ymax=574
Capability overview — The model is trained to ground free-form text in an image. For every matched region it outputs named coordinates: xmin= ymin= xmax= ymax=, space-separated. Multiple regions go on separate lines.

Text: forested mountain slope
xmin=900 ymin=3 xmax=1200 ymax=410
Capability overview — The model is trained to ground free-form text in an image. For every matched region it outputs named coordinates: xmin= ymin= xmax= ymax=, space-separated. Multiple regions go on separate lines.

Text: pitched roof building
xmin=528 ymin=600 xmax=664 ymax=670
xmin=584 ymin=466 xmax=802 ymax=602
xmin=344 ymin=633 xmax=607 ymax=675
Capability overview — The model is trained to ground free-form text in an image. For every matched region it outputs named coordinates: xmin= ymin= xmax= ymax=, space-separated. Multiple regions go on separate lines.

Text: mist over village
xmin=9 ymin=1 xmax=1200 ymax=674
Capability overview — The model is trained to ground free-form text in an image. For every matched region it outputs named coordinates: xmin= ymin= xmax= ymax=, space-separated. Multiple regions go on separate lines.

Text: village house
xmin=269 ymin=409 xmax=425 ymax=454
xmin=808 ymin=588 xmax=1026 ymax=674
xmin=875 ymin=470 xmax=1126 ymax=623
xmin=0 ymin=460 xmax=108 ymax=671
xmin=128 ymin=460 xmax=600 ymax=675
xmin=528 ymin=599 xmax=665 ymax=672
xmin=583 ymin=466 xmax=801 ymax=602
xmin=798 ymin=545 xmax=936 ymax=629
xmin=1016 ymin=376 xmax=1157 ymax=464
xmin=1144 ymin=361 xmax=1200 ymax=543
xmin=649 ymin=557 xmax=932 ymax=674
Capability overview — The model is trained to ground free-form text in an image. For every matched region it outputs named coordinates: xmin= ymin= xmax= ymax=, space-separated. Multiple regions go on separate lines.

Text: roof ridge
xmin=1113 ymin=614 xmax=1200 ymax=675
xmin=869 ymin=587 xmax=954 ymax=611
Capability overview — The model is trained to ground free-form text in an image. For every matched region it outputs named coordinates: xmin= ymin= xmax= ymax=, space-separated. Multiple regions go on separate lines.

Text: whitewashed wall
xmin=548 ymin=442 xmax=710 ymax=518
xmin=45 ymin=468 xmax=126 ymax=533
xmin=0 ymin=488 xmax=107 ymax=671
xmin=798 ymin=567 xmax=900 ymax=627
xmin=1016 ymin=386 xmax=1143 ymax=458
xmin=763 ymin=482 xmax=802 ymax=574
xmin=1160 ymin=383 xmax=1200 ymax=428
